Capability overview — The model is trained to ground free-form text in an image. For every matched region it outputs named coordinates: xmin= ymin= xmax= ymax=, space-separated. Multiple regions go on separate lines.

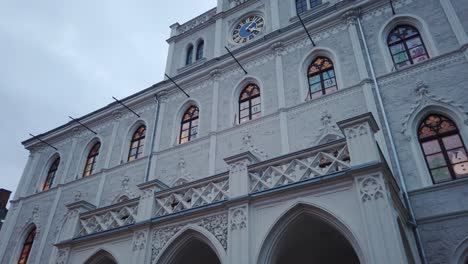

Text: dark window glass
xmin=186 ymin=45 xmax=194 ymax=65
xmin=179 ymin=106 xmax=199 ymax=144
xmin=387 ymin=25 xmax=429 ymax=69
xmin=18 ymin=227 xmax=36 ymax=264
xmin=196 ymin=41 xmax=204 ymax=61
xmin=128 ymin=125 xmax=146 ymax=161
xmin=418 ymin=114 xmax=468 ymax=183
xmin=296 ymin=0 xmax=308 ymax=14
xmin=307 ymin=56 xmax=338 ymax=100
xmin=42 ymin=157 xmax=60 ymax=191
xmin=239 ymin=84 xmax=261 ymax=124
xmin=83 ymin=142 xmax=101 ymax=177
xmin=310 ymin=0 xmax=322 ymax=8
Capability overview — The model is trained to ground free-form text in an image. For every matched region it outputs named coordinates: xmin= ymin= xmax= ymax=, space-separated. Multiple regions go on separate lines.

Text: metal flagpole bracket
xmin=389 ymin=0 xmax=396 ymax=15
xmin=68 ymin=116 xmax=98 ymax=135
xmin=29 ymin=133 xmax=58 ymax=151
xmin=225 ymin=46 xmax=248 ymax=75
xmin=164 ymin=74 xmax=190 ymax=98
xmin=112 ymin=97 xmax=141 ymax=118
xmin=297 ymin=14 xmax=316 ymax=47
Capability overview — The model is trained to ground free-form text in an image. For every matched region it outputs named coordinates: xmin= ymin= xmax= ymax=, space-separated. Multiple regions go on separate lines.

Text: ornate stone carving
xmin=151 ymin=213 xmax=228 ymax=262
xmin=313 ymin=111 xmax=343 ymax=144
xmin=241 ymin=131 xmax=268 ymax=160
xmin=229 ymin=0 xmax=249 ymax=8
xmin=270 ymin=42 xmax=285 ymax=56
xmin=110 ymin=175 xmax=136 ymax=204
xmin=176 ymin=9 xmax=216 ymax=35
xmin=73 ymin=191 xmax=82 ymax=202
xmin=132 ymin=231 xmax=147 ymax=251
xmin=341 ymin=9 xmax=358 ymax=27
xmin=343 ymin=123 xmax=370 ymax=139
xmin=210 ymin=69 xmax=222 ymax=81
xmin=401 ymin=80 xmax=468 ymax=140
xmin=230 ymin=206 xmax=247 ymax=231
xmin=358 ymin=175 xmax=385 ymax=202
xmin=112 ymin=110 xmax=123 ymax=121
xmin=362 ymin=0 xmax=413 ymax=21
xmin=56 ymin=248 xmax=70 ymax=264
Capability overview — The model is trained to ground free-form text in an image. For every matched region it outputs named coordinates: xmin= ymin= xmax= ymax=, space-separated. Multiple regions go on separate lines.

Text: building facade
xmin=1 ymin=0 xmax=468 ymax=263
xmin=0 ymin=189 xmax=11 ymax=231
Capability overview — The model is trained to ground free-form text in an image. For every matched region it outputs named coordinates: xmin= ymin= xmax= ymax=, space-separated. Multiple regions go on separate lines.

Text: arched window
xmin=310 ymin=0 xmax=322 ymax=8
xmin=387 ymin=25 xmax=429 ymax=69
xmin=186 ymin=45 xmax=194 ymax=65
xmin=296 ymin=0 xmax=308 ymax=14
xmin=239 ymin=84 xmax=261 ymax=124
xmin=128 ymin=125 xmax=146 ymax=161
xmin=83 ymin=142 xmax=101 ymax=177
xmin=418 ymin=114 xmax=468 ymax=184
xmin=179 ymin=106 xmax=199 ymax=144
xmin=307 ymin=56 xmax=338 ymax=100
xmin=196 ymin=40 xmax=204 ymax=61
xmin=42 ymin=157 xmax=60 ymax=191
xmin=18 ymin=227 xmax=36 ymax=264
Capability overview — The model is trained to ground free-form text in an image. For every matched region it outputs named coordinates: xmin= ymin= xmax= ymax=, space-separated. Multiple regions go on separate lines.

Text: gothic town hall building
xmin=1 ymin=0 xmax=468 ymax=263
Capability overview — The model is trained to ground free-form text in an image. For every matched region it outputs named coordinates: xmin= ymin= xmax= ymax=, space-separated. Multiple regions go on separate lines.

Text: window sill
xmin=178 ymin=58 xmax=207 ymax=74
xmin=289 ymin=2 xmax=330 ymax=23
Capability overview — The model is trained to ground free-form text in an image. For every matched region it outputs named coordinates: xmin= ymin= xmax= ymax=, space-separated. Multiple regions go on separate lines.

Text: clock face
xmin=232 ymin=15 xmax=265 ymax=44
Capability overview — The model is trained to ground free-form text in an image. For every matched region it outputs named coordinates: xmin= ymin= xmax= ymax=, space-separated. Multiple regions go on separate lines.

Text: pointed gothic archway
xmin=156 ymin=227 xmax=224 ymax=264
xmin=257 ymin=203 xmax=363 ymax=264
xmin=84 ymin=250 xmax=117 ymax=264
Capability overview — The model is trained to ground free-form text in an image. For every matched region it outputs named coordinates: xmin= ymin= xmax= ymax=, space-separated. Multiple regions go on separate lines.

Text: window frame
xmin=295 ymin=0 xmax=322 ymax=15
xmin=307 ymin=56 xmax=338 ymax=100
xmin=196 ymin=40 xmax=204 ymax=61
xmin=42 ymin=157 xmax=60 ymax=191
xmin=17 ymin=227 xmax=36 ymax=264
xmin=186 ymin=44 xmax=194 ymax=65
xmin=418 ymin=114 xmax=468 ymax=184
xmin=387 ymin=24 xmax=429 ymax=69
xmin=179 ymin=106 xmax=199 ymax=144
xmin=238 ymin=84 xmax=261 ymax=124
xmin=83 ymin=142 xmax=101 ymax=177
xmin=127 ymin=125 xmax=146 ymax=162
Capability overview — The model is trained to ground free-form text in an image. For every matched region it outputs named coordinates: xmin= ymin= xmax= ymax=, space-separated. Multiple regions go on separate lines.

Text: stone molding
xmin=358 ymin=175 xmax=386 ymax=203
xmin=132 ymin=231 xmax=147 ymax=252
xmin=229 ymin=206 xmax=248 ymax=231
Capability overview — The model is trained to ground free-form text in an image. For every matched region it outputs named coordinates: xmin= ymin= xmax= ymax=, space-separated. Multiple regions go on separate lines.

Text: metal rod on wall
xmin=389 ymin=0 xmax=396 ymax=15
xmin=225 ymin=46 xmax=248 ymax=75
xmin=68 ymin=116 xmax=97 ymax=135
xmin=164 ymin=74 xmax=190 ymax=98
xmin=112 ymin=97 xmax=141 ymax=118
xmin=297 ymin=14 xmax=316 ymax=47
xmin=29 ymin=133 xmax=58 ymax=150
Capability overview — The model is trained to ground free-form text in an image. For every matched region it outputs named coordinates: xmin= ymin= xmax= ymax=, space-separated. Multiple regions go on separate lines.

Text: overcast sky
xmin=0 ymin=0 xmax=216 ymax=204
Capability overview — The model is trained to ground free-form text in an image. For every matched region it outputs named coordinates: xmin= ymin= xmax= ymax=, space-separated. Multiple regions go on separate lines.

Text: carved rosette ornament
xmin=56 ymin=248 xmax=70 ymax=264
xmin=151 ymin=213 xmax=228 ymax=263
xmin=358 ymin=175 xmax=386 ymax=202
xmin=132 ymin=231 xmax=147 ymax=251
xmin=230 ymin=206 xmax=247 ymax=231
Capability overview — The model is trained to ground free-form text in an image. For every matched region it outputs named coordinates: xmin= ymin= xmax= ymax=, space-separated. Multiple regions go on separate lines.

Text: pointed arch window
xmin=387 ymin=25 xmax=429 ymax=69
xmin=18 ymin=227 xmax=36 ymax=264
xmin=42 ymin=157 xmax=60 ymax=191
xmin=296 ymin=0 xmax=308 ymax=14
xmin=196 ymin=40 xmax=204 ymax=61
xmin=186 ymin=45 xmax=194 ymax=65
xmin=307 ymin=56 xmax=338 ymax=100
xmin=239 ymin=84 xmax=261 ymax=124
xmin=128 ymin=125 xmax=146 ymax=161
xmin=418 ymin=114 xmax=468 ymax=183
xmin=179 ymin=106 xmax=199 ymax=144
xmin=83 ymin=142 xmax=101 ymax=177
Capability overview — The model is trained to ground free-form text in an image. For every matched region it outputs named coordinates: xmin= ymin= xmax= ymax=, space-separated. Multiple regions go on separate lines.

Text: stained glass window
xmin=83 ymin=142 xmax=101 ymax=177
xmin=42 ymin=157 xmax=60 ymax=191
xmin=387 ymin=25 xmax=429 ymax=69
xmin=18 ymin=227 xmax=36 ymax=264
xmin=128 ymin=125 xmax=146 ymax=161
xmin=307 ymin=56 xmax=338 ymax=100
xmin=179 ymin=106 xmax=199 ymax=144
xmin=239 ymin=84 xmax=261 ymax=124
xmin=186 ymin=45 xmax=194 ymax=65
xmin=196 ymin=40 xmax=204 ymax=61
xmin=418 ymin=114 xmax=468 ymax=183
xmin=296 ymin=0 xmax=308 ymax=14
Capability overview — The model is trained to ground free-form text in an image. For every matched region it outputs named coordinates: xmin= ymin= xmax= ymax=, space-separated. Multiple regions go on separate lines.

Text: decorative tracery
xmin=83 ymin=142 xmax=101 ymax=177
xmin=239 ymin=84 xmax=261 ymax=124
xmin=18 ymin=227 xmax=36 ymax=264
xmin=42 ymin=157 xmax=60 ymax=191
xmin=418 ymin=114 xmax=468 ymax=183
xmin=128 ymin=125 xmax=146 ymax=161
xmin=179 ymin=106 xmax=199 ymax=144
xmin=387 ymin=25 xmax=429 ymax=69
xmin=307 ymin=57 xmax=338 ymax=100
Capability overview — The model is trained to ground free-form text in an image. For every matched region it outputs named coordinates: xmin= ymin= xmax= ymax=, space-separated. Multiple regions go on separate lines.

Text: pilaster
xmin=60 ymin=128 xmax=80 ymax=185
xmin=104 ymin=110 xmax=122 ymax=168
xmin=224 ymin=151 xmax=259 ymax=197
xmin=164 ymin=24 xmax=179 ymax=77
xmin=13 ymin=153 xmax=34 ymax=199
xmin=209 ymin=70 xmax=221 ymax=175
xmin=150 ymin=90 xmax=169 ymax=181
xmin=342 ymin=10 xmax=369 ymax=81
xmin=131 ymin=228 xmax=150 ymax=264
xmin=58 ymin=200 xmax=96 ymax=242
xmin=214 ymin=18 xmax=224 ymax=57
xmin=337 ymin=113 xmax=381 ymax=166
xmin=136 ymin=181 xmax=163 ymax=222
xmin=228 ymin=204 xmax=249 ymax=264
xmin=0 ymin=200 xmax=22 ymax=262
